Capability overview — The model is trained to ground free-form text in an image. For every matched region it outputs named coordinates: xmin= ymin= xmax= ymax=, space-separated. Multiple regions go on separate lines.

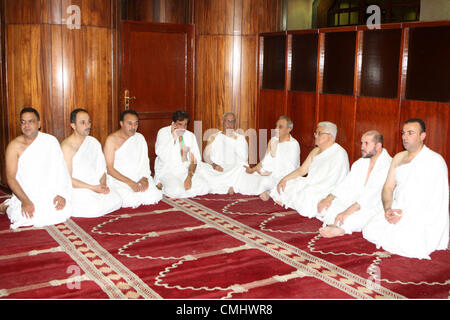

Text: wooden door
xmin=120 ymin=21 xmax=195 ymax=171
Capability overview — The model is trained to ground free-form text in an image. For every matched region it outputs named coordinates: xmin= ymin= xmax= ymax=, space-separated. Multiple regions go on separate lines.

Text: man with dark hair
xmin=20 ymin=107 xmax=40 ymax=121
xmin=61 ymin=108 xmax=122 ymax=217
xmin=317 ymin=130 xmax=392 ymax=238
xmin=1 ymin=107 xmax=72 ymax=229
xmin=363 ymin=119 xmax=449 ymax=259
xmin=120 ymin=109 xmax=139 ymax=122
xmin=154 ymin=110 xmax=208 ymax=198
xmin=103 ymin=109 xmax=162 ymax=208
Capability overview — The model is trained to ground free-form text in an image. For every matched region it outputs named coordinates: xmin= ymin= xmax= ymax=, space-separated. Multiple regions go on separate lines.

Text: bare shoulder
xmin=391 ymin=151 xmax=408 ymax=167
xmin=104 ymin=131 xmax=123 ymax=154
xmin=62 ymin=136 xmax=80 ymax=157
xmin=6 ymin=136 xmax=25 ymax=156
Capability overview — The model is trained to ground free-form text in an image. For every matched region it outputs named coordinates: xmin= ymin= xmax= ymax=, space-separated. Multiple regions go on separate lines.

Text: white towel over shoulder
xmin=6 ymin=132 xmax=72 ymax=229
xmin=154 ymin=126 xmax=208 ymax=198
xmin=318 ymin=148 xmax=392 ymax=234
xmin=270 ymin=143 xmax=349 ymax=218
xmin=363 ymin=146 xmax=449 ymax=259
xmin=108 ymin=132 xmax=162 ymax=208
xmin=71 ymin=136 xmax=122 ymax=217
xmin=199 ymin=131 xmax=248 ymax=194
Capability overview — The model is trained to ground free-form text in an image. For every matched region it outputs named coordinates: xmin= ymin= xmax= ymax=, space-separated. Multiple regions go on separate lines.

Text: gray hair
xmin=317 ymin=121 xmax=337 ymax=140
xmin=278 ymin=115 xmax=293 ymax=129
xmin=222 ymin=112 xmax=236 ymax=121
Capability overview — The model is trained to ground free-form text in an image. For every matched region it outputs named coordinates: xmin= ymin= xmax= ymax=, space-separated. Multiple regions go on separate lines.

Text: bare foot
xmin=227 ymin=187 xmax=235 ymax=195
xmin=259 ymin=191 xmax=270 ymax=201
xmin=156 ymin=183 xmax=163 ymax=190
xmin=319 ymin=225 xmax=345 ymax=238
xmin=275 ymin=200 xmax=282 ymax=206
xmin=0 ymin=202 xmax=7 ymax=214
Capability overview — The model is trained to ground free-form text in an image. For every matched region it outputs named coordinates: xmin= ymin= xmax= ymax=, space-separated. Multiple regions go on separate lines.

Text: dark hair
xmin=172 ymin=110 xmax=190 ymax=124
xmin=120 ymin=109 xmax=139 ymax=122
xmin=405 ymin=118 xmax=426 ymax=133
xmin=70 ymin=108 xmax=89 ymax=123
xmin=20 ymin=107 xmax=40 ymax=121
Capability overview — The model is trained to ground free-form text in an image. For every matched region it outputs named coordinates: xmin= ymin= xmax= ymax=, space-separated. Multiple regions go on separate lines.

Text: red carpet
xmin=0 ymin=190 xmax=449 ymax=299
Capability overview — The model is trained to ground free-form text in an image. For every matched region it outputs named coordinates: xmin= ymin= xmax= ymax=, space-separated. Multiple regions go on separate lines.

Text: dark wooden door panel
xmin=121 ymin=21 xmax=194 ymax=171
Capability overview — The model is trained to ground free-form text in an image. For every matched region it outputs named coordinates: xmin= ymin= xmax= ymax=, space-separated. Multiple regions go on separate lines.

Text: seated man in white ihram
xmin=363 ymin=119 xmax=449 ymax=260
xmin=270 ymin=121 xmax=349 ymax=218
xmin=61 ymin=108 xmax=122 ymax=217
xmin=317 ymin=130 xmax=392 ymax=237
xmin=154 ymin=110 xmax=208 ymax=198
xmin=234 ymin=115 xmax=300 ymax=201
xmin=201 ymin=112 xmax=249 ymax=195
xmin=103 ymin=110 xmax=162 ymax=208
xmin=0 ymin=107 xmax=72 ymax=229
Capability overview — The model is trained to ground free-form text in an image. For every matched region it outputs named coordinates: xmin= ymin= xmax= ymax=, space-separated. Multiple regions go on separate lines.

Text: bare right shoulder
xmin=391 ymin=150 xmax=408 ymax=168
xmin=6 ymin=136 xmax=26 ymax=158
xmin=104 ymin=131 xmax=121 ymax=151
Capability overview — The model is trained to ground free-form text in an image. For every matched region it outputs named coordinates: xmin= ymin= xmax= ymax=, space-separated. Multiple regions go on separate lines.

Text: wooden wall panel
xmin=238 ymin=35 xmax=258 ymax=132
xmin=195 ymin=35 xmax=234 ymax=137
xmin=318 ymin=94 xmax=355 ymax=160
xmin=194 ymin=0 xmax=284 ymax=141
xmin=354 ymin=97 xmax=400 ymax=161
xmin=288 ymin=91 xmax=316 ymax=164
xmin=1 ymin=0 xmax=117 ymax=185
xmin=258 ymin=89 xmax=286 ymax=132
xmin=399 ymin=99 xmax=450 ymax=168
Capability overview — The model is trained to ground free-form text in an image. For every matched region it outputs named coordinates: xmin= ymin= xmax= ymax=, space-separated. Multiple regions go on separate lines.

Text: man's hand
xmin=212 ymin=163 xmax=224 ymax=172
xmin=129 ymin=181 xmax=142 ymax=192
xmin=21 ymin=199 xmax=35 ymax=219
xmin=334 ymin=211 xmax=350 ymax=227
xmin=184 ymin=176 xmax=192 ymax=190
xmin=92 ymin=184 xmax=110 ymax=194
xmin=276 ymin=178 xmax=287 ymax=194
xmin=317 ymin=196 xmax=334 ymax=213
xmin=385 ymin=208 xmax=402 ymax=224
xmin=138 ymin=177 xmax=149 ymax=191
xmin=53 ymin=195 xmax=66 ymax=211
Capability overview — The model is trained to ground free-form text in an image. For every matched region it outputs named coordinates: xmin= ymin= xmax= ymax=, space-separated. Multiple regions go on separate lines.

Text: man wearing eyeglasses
xmin=363 ymin=118 xmax=449 ymax=259
xmin=1 ymin=107 xmax=72 ymax=229
xmin=201 ymin=112 xmax=249 ymax=195
xmin=270 ymin=121 xmax=349 ymax=219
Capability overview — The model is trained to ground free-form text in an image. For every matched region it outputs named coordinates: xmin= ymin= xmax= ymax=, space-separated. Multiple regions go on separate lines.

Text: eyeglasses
xmin=314 ymin=131 xmax=330 ymax=137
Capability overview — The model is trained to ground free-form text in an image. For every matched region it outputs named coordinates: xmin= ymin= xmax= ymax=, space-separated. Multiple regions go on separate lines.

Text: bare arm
xmin=276 ymin=147 xmax=319 ymax=194
xmin=5 ymin=142 xmax=34 ymax=217
xmin=381 ymin=156 xmax=399 ymax=213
